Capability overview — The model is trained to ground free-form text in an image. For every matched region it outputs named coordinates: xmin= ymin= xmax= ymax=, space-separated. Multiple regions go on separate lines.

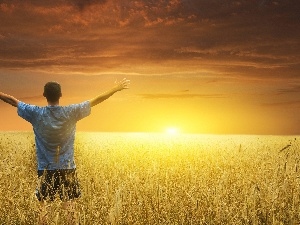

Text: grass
xmin=0 ymin=131 xmax=299 ymax=224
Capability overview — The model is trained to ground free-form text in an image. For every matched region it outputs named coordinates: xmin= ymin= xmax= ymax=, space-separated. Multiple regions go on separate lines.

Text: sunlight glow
xmin=165 ymin=127 xmax=180 ymax=135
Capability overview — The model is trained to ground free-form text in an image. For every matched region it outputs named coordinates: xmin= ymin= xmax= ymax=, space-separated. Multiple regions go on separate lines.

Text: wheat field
xmin=0 ymin=132 xmax=299 ymax=224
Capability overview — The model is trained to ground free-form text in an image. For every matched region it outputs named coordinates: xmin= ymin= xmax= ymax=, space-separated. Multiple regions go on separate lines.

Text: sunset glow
xmin=0 ymin=1 xmax=299 ymax=135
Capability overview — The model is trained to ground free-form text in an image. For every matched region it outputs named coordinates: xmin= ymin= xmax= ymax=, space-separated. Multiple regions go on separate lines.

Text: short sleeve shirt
xmin=17 ymin=101 xmax=91 ymax=170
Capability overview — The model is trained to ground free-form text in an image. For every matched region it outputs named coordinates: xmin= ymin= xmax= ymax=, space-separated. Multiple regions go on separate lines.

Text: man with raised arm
xmin=0 ymin=78 xmax=130 ymax=224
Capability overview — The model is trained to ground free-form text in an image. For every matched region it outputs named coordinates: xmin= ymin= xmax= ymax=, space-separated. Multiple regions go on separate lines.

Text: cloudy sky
xmin=0 ymin=0 xmax=299 ymax=134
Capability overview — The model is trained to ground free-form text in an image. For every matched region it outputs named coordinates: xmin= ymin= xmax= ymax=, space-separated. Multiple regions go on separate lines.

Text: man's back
xmin=17 ymin=101 xmax=91 ymax=170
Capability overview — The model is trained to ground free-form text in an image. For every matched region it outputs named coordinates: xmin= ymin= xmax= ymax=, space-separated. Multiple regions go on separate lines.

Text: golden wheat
xmin=0 ymin=132 xmax=299 ymax=224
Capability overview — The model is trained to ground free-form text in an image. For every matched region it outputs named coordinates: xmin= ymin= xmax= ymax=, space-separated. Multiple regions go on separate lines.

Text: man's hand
xmin=114 ymin=78 xmax=130 ymax=92
xmin=89 ymin=78 xmax=130 ymax=107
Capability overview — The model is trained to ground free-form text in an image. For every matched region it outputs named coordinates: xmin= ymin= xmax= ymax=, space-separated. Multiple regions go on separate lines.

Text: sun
xmin=165 ymin=127 xmax=180 ymax=135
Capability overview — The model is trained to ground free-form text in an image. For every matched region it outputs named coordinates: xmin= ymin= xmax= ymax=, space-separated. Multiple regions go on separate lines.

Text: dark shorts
xmin=36 ymin=169 xmax=81 ymax=201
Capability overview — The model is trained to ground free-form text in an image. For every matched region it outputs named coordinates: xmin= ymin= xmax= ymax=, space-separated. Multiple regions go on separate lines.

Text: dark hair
xmin=43 ymin=81 xmax=62 ymax=102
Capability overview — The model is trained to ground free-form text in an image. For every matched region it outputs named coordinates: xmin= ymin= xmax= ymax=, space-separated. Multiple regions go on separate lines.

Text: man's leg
xmin=36 ymin=170 xmax=50 ymax=225
xmin=62 ymin=200 xmax=78 ymax=224
xmin=38 ymin=201 xmax=48 ymax=225
xmin=36 ymin=170 xmax=56 ymax=224
xmin=60 ymin=169 xmax=81 ymax=224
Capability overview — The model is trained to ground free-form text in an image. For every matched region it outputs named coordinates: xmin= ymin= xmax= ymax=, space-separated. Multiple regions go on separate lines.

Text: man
xmin=0 ymin=78 xmax=130 ymax=224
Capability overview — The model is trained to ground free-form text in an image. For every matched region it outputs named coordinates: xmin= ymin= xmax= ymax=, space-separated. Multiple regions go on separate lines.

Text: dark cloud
xmin=262 ymin=100 xmax=300 ymax=108
xmin=70 ymin=0 xmax=108 ymax=11
xmin=0 ymin=0 xmax=299 ymax=79
xmin=138 ymin=93 xmax=225 ymax=99
xmin=276 ymin=85 xmax=300 ymax=95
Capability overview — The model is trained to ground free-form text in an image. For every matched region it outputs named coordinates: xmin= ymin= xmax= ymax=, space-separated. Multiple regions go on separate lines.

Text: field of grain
xmin=0 ymin=131 xmax=299 ymax=224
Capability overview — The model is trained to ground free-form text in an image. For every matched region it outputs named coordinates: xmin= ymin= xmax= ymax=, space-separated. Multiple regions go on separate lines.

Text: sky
xmin=0 ymin=0 xmax=300 ymax=135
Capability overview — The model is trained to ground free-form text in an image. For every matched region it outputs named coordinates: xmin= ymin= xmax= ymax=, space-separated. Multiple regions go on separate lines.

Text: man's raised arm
xmin=0 ymin=92 xmax=20 ymax=107
xmin=89 ymin=78 xmax=130 ymax=107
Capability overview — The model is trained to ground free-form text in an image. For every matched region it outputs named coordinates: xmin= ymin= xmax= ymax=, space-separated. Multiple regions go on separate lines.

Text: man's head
xmin=43 ymin=81 xmax=62 ymax=103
